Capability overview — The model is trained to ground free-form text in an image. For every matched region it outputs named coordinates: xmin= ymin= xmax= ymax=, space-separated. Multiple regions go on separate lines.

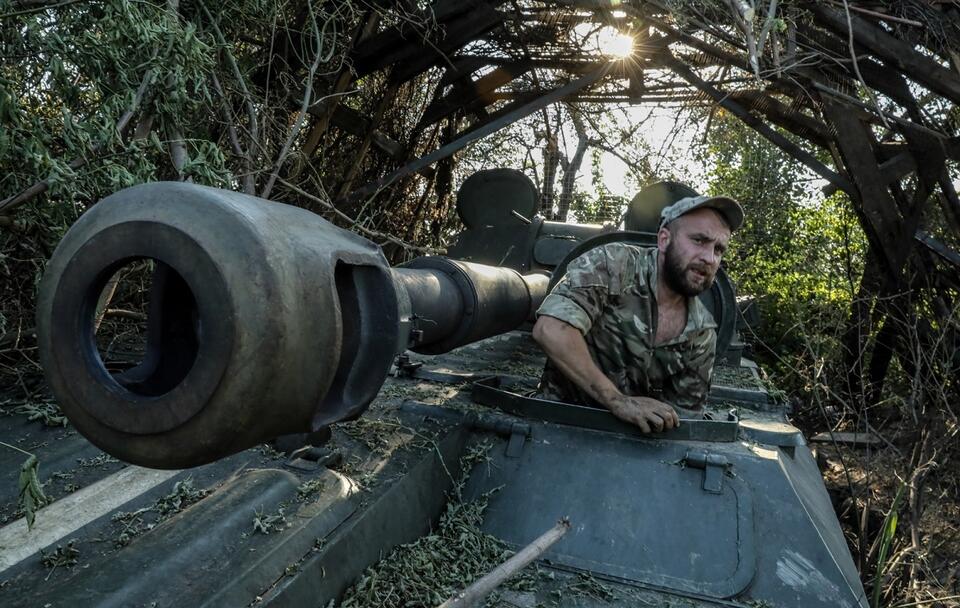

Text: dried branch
xmin=118 ymin=68 xmax=156 ymax=138
xmin=839 ymin=0 xmax=891 ymax=130
xmin=200 ymin=3 xmax=259 ymax=190
xmin=755 ymin=0 xmax=779 ymax=60
xmin=828 ymin=1 xmax=924 ymax=28
xmin=0 ymin=68 xmax=155 ymax=214
xmin=724 ymin=0 xmax=761 ymax=79
xmin=168 ymin=128 xmax=190 ymax=179
xmin=276 ymin=177 xmax=438 ymax=255
xmin=210 ymin=71 xmax=255 ymax=194
xmin=261 ymin=0 xmax=336 ymax=199
xmin=0 ymin=0 xmax=85 ymax=19
xmin=164 ymin=0 xmax=191 ymax=179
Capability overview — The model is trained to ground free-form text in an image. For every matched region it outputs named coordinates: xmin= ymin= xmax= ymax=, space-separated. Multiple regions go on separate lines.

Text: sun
xmin=596 ymin=27 xmax=634 ymax=59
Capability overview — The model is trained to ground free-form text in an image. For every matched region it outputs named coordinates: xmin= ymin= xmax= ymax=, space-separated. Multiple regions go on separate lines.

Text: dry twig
xmin=276 ymin=177 xmax=439 ymax=255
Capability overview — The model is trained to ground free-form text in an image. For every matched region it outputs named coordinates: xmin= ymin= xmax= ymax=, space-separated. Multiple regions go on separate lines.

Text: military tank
xmin=0 ymin=171 xmax=867 ymax=607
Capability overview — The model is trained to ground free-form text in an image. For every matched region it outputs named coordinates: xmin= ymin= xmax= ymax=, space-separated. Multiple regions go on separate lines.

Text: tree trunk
xmin=555 ymin=107 xmax=590 ymax=223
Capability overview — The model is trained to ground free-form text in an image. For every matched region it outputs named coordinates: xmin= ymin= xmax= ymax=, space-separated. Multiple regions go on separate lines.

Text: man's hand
xmin=532 ymin=315 xmax=680 ymax=434
xmin=606 ymin=395 xmax=679 ymax=434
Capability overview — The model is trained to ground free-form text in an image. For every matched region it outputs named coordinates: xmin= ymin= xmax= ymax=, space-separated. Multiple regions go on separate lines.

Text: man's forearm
xmin=532 ymin=315 xmax=680 ymax=432
xmin=531 ymin=316 xmax=622 ymax=406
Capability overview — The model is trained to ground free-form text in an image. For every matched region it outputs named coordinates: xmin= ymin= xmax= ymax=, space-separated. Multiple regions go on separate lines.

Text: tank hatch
xmin=462 ymin=423 xmax=755 ymax=599
xmin=624 ymin=181 xmax=699 ymax=232
xmin=455 ymin=168 xmax=538 ymax=228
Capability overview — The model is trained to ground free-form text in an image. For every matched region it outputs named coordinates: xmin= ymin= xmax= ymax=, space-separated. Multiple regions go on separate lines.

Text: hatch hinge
xmin=684 ymin=450 xmax=729 ymax=494
xmin=505 ymin=422 xmax=530 ymax=457
xmin=462 ymin=413 xmax=531 ymax=458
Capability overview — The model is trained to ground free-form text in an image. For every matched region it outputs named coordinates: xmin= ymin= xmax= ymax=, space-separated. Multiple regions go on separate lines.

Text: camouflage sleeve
xmin=667 ymin=328 xmax=716 ymax=411
xmin=536 ymin=246 xmax=618 ymax=335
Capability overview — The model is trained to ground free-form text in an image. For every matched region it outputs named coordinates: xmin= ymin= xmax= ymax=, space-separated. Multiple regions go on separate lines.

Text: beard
xmin=663 ymin=241 xmax=715 ymax=297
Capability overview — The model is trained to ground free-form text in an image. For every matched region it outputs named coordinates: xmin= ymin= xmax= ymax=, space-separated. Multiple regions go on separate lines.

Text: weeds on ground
xmin=749 ymin=294 xmax=960 ymax=607
xmin=297 ymin=479 xmax=326 ymax=500
xmin=252 ymin=507 xmax=287 ymax=535
xmin=338 ymin=441 xmax=532 ymax=608
xmin=14 ymin=400 xmax=67 ymax=427
xmin=40 ymin=540 xmax=80 ymax=579
xmin=77 ymin=453 xmax=119 ymax=468
xmin=548 ymin=573 xmax=616 ymax=603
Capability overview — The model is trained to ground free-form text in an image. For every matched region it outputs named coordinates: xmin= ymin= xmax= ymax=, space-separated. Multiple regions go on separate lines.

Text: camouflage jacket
xmin=536 ymin=243 xmax=717 ymax=411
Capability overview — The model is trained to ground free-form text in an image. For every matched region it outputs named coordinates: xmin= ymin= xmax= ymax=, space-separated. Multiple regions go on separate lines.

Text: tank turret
xmin=447 ymin=171 xmax=742 ymax=361
xmin=28 ymin=175 xmax=867 ymax=608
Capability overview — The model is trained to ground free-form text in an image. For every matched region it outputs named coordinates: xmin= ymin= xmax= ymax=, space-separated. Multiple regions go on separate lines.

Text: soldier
xmin=532 ymin=193 xmax=744 ymax=433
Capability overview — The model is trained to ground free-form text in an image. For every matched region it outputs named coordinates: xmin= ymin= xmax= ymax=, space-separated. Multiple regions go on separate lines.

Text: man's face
xmin=658 ymin=208 xmax=731 ymax=297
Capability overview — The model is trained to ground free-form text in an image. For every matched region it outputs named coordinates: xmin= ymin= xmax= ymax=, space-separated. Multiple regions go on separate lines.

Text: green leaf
xmin=19 ymin=454 xmax=48 ymax=530
xmin=871 ymin=483 xmax=906 ymax=608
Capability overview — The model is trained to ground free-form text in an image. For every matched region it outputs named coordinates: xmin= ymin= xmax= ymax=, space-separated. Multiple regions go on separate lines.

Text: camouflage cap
xmin=659 ymin=194 xmax=744 ymax=232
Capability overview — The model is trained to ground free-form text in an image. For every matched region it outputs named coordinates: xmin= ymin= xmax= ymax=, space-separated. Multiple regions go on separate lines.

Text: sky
xmin=595 ymin=105 xmax=702 ymax=199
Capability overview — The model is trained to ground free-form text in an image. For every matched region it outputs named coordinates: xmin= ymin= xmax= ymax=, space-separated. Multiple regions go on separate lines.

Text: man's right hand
xmin=532 ymin=316 xmax=682 ymax=434
xmin=606 ymin=395 xmax=680 ymax=434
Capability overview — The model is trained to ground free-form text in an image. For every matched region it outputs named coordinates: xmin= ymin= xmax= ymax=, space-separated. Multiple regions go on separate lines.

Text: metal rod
xmin=915 ymin=230 xmax=960 ymax=270
xmin=660 ymin=50 xmax=857 ymax=196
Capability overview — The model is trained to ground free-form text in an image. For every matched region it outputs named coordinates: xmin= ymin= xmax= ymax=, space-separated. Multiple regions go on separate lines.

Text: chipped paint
xmin=776 ymin=550 xmax=852 ymax=608
xmin=744 ymin=442 xmax=779 ymax=460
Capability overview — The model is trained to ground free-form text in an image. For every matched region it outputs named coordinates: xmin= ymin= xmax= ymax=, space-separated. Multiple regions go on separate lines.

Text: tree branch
xmin=210 ymin=71 xmax=255 ymax=194
xmin=0 ymin=0 xmax=86 ymax=20
xmin=277 ymin=177 xmax=438 ymax=255
xmin=261 ymin=0 xmax=333 ymax=199
xmin=0 ymin=68 xmax=155 ymax=214
xmin=201 ymin=3 xmax=259 ymax=189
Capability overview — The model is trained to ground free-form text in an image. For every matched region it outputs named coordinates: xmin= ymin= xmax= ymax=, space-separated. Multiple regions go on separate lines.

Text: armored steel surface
xmin=1 ymin=332 xmax=867 ymax=608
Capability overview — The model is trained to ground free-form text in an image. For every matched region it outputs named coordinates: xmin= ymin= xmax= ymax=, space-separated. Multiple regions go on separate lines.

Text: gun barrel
xmin=396 ymin=258 xmax=548 ymax=354
xmin=37 ymin=182 xmax=547 ymax=468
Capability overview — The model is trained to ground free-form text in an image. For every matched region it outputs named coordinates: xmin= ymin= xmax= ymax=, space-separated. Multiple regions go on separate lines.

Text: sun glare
xmin=596 ymin=27 xmax=634 ymax=59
